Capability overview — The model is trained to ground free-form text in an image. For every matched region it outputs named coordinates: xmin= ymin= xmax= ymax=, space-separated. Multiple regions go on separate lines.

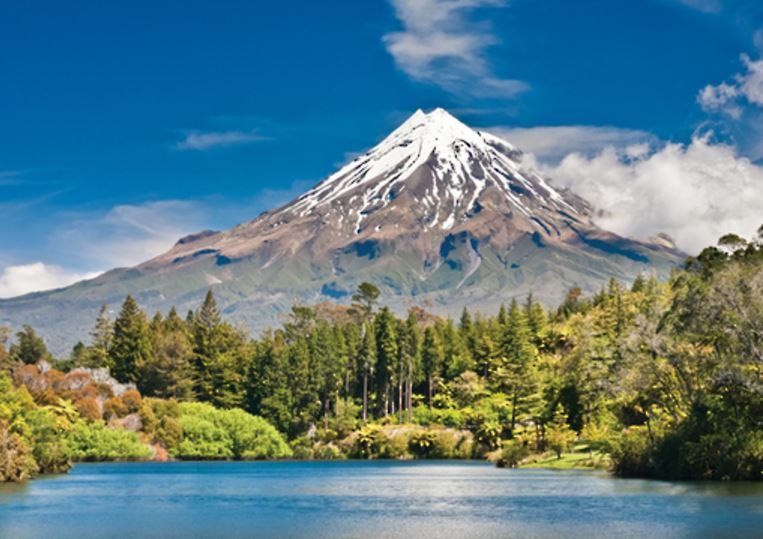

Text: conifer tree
xmin=398 ymin=311 xmax=421 ymax=422
xmin=109 ymin=295 xmax=153 ymax=383
xmin=351 ymin=282 xmax=380 ymax=321
xmin=358 ymin=321 xmax=376 ymax=423
xmin=0 ymin=327 xmax=11 ymax=370
xmin=374 ymin=307 xmax=398 ymax=417
xmin=192 ymin=290 xmax=245 ymax=408
xmin=421 ymin=326 xmax=444 ymax=409
xmin=139 ymin=308 xmax=195 ymax=400
xmin=10 ymin=325 xmax=51 ymax=365
xmin=83 ymin=304 xmax=113 ymax=368
xmin=496 ymin=299 xmax=538 ymax=434
xmin=524 ymin=294 xmax=548 ymax=347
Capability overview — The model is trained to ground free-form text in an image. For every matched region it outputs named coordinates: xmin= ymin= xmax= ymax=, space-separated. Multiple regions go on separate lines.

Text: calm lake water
xmin=0 ymin=461 xmax=761 ymax=538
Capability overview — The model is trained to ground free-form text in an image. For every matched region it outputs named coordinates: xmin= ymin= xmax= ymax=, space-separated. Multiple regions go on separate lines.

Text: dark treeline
xmin=2 ymin=229 xmax=762 ymax=480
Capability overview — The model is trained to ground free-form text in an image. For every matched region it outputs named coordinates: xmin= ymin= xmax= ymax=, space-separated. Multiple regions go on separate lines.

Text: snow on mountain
xmin=289 ymin=108 xmax=579 ymax=232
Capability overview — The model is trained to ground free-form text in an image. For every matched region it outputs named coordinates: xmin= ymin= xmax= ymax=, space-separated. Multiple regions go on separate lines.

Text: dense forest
xmin=1 ymin=230 xmax=761 ymax=482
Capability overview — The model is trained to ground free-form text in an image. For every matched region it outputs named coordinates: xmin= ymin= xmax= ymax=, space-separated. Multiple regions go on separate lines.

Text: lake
xmin=0 ymin=461 xmax=761 ymax=538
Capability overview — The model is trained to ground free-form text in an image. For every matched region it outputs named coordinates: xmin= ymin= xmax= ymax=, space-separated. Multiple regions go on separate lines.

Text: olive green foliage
xmin=173 ymin=402 xmax=292 ymax=460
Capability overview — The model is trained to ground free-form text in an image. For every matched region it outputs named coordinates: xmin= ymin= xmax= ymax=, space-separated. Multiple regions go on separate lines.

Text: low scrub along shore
xmin=2 ymin=230 xmax=762 ymax=482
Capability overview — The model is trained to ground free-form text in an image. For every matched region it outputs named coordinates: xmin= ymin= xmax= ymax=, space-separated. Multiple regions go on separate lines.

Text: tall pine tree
xmin=109 ymin=296 xmax=153 ymax=383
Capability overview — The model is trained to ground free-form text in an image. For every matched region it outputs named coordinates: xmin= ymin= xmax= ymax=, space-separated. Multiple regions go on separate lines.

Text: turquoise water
xmin=0 ymin=461 xmax=761 ymax=538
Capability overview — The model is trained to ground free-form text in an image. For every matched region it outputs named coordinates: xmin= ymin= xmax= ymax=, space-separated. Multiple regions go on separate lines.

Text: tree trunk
xmin=398 ymin=379 xmax=403 ymax=422
xmin=384 ymin=383 xmax=390 ymax=417
xmin=407 ymin=376 xmax=413 ymax=423
xmin=324 ymin=397 xmax=329 ymax=433
xmin=510 ymin=390 xmax=518 ymax=435
xmin=362 ymin=371 xmax=368 ymax=423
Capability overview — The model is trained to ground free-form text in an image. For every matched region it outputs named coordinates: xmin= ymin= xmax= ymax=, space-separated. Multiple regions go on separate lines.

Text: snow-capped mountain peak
xmin=288 ymin=108 xmax=583 ymax=235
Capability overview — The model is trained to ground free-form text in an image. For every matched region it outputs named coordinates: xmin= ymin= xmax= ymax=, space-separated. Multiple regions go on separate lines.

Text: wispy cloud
xmin=698 ymin=54 xmax=763 ymax=115
xmin=489 ymin=125 xmax=655 ymax=163
xmin=697 ymin=54 xmax=763 ymax=159
xmin=46 ymin=180 xmax=313 ymax=272
xmin=0 ymin=263 xmax=100 ymax=299
xmin=383 ymin=0 xmax=526 ymax=98
xmin=55 ymin=200 xmax=214 ymax=269
xmin=175 ymin=130 xmax=265 ymax=151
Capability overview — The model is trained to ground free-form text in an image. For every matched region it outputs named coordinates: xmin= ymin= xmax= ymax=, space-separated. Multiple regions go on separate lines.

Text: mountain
xmin=0 ymin=108 xmax=684 ymax=354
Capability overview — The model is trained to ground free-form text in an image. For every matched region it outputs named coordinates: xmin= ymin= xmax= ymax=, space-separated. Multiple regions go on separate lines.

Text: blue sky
xmin=2 ymin=0 xmax=763 ymax=296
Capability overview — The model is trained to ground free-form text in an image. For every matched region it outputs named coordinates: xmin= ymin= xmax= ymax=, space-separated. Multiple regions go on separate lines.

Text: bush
xmin=0 ymin=422 xmax=38 ymax=482
xmin=375 ymin=430 xmax=411 ymax=459
xmin=121 ymin=390 xmax=142 ymax=414
xmin=409 ymin=428 xmax=472 ymax=459
xmin=172 ymin=402 xmax=291 ymax=460
xmin=75 ymin=397 xmax=102 ymax=422
xmin=493 ymin=440 xmax=529 ymax=468
xmin=173 ymin=414 xmax=232 ymax=459
xmin=0 ymin=373 xmax=75 ymax=479
xmin=312 ymin=442 xmax=346 ymax=460
xmin=67 ymin=420 xmax=151 ymax=462
xmin=411 ymin=405 xmax=463 ymax=428
xmin=25 ymin=407 xmax=72 ymax=474
xmin=546 ymin=419 xmax=577 ymax=458
xmin=104 ymin=397 xmax=127 ymax=419
xmin=611 ymin=426 xmax=654 ymax=477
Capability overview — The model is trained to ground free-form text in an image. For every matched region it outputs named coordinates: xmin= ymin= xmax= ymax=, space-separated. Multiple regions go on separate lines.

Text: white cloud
xmin=50 ymin=181 xmax=313 ymax=272
xmin=0 ymin=263 xmax=100 ymax=299
xmin=175 ymin=130 xmax=264 ymax=151
xmin=383 ymin=0 xmax=526 ymax=98
xmin=698 ymin=54 xmax=763 ymax=115
xmin=532 ymin=135 xmax=763 ymax=254
xmin=737 ymin=55 xmax=763 ymax=105
xmin=490 ymin=125 xmax=655 ymax=163
xmin=697 ymin=82 xmax=742 ymax=117
xmin=55 ymin=200 xmax=213 ymax=270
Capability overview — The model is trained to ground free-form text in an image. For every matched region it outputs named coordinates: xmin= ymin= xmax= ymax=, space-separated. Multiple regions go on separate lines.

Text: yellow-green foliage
xmin=173 ymin=402 xmax=292 ymax=460
xmin=66 ymin=420 xmax=151 ymax=462
xmin=0 ymin=373 xmax=72 ymax=481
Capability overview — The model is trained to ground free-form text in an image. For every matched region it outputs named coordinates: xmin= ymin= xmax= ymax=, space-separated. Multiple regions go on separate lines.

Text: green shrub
xmin=67 ymin=420 xmax=151 ymax=462
xmin=411 ymin=405 xmax=463 ymax=428
xmin=433 ymin=429 xmax=472 ymax=458
xmin=173 ymin=414 xmax=232 ymax=459
xmin=492 ymin=440 xmax=529 ymax=468
xmin=173 ymin=402 xmax=291 ymax=460
xmin=0 ymin=373 xmax=73 ymax=479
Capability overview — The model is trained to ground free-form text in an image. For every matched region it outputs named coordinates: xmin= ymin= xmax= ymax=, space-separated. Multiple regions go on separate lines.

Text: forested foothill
xmin=2 ymin=230 xmax=761 ymax=482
